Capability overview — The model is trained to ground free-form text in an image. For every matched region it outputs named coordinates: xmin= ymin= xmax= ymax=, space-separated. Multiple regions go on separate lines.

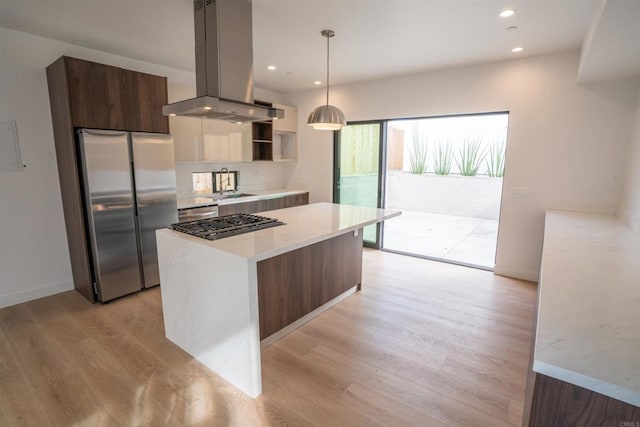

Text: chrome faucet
xmin=219 ymin=167 xmax=230 ymax=194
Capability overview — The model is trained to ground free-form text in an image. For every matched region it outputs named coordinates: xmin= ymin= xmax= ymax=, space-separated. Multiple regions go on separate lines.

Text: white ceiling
xmin=0 ymin=0 xmax=603 ymax=93
xmin=253 ymin=0 xmax=597 ymax=92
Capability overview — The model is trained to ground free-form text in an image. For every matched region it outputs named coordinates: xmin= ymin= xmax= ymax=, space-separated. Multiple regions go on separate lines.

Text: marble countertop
xmin=177 ymin=189 xmax=308 ymax=210
xmin=534 ymin=210 xmax=640 ymax=406
xmin=157 ymin=202 xmax=400 ymax=398
xmin=159 ymin=202 xmax=401 ymax=262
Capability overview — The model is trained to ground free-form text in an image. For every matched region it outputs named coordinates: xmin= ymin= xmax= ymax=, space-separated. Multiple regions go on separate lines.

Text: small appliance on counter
xmin=171 ymin=213 xmax=285 ymax=241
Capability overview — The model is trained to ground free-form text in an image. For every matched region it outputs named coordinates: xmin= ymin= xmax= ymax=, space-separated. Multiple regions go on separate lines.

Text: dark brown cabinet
xmin=526 ymin=373 xmax=640 ymax=426
xmin=218 ymin=192 xmax=309 ymax=216
xmin=64 ymin=57 xmax=168 ymax=133
xmin=257 ymin=230 xmax=363 ymax=340
xmin=67 ymin=58 xmax=127 ymax=130
xmin=123 ymin=70 xmax=169 ymax=133
xmin=46 ymin=56 xmax=170 ymax=302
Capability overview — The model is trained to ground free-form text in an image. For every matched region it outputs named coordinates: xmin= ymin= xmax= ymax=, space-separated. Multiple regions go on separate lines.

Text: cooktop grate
xmin=170 ymin=213 xmax=285 ymax=241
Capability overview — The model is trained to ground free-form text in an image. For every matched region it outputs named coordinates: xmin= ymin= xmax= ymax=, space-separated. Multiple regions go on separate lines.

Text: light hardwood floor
xmin=0 ymin=249 xmax=536 ymax=426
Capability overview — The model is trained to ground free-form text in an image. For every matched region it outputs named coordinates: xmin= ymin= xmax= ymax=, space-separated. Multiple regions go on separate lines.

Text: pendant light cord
xmin=325 ymin=33 xmax=330 ymax=106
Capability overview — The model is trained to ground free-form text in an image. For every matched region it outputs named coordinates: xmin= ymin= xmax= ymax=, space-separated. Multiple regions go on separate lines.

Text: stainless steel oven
xmin=178 ymin=205 xmax=219 ymax=223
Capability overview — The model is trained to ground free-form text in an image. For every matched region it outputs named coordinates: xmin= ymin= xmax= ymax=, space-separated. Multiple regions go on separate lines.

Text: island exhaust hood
xmin=163 ymin=0 xmax=284 ymax=122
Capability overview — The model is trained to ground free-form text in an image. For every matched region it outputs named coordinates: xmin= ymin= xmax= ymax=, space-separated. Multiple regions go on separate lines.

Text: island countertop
xmin=156 ymin=202 xmax=401 ymax=398
xmin=534 ymin=210 xmax=640 ymax=407
xmin=159 ymin=202 xmax=401 ymax=262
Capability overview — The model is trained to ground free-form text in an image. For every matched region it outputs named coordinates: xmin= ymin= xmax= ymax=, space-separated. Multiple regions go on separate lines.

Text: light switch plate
xmin=511 ymin=187 xmax=531 ymax=199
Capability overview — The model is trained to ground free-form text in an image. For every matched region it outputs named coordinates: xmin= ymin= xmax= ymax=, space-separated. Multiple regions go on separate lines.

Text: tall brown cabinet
xmin=46 ymin=56 xmax=169 ymax=303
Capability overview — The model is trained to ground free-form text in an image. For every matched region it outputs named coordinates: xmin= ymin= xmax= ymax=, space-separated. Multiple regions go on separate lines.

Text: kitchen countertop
xmin=177 ymin=189 xmax=308 ymax=210
xmin=161 ymin=202 xmax=401 ymax=262
xmin=534 ymin=210 xmax=640 ymax=407
xmin=156 ymin=203 xmax=401 ymax=398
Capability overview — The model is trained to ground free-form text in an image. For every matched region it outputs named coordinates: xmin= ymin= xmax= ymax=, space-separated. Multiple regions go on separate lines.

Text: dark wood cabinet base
xmin=256 ymin=229 xmax=363 ymax=340
xmin=527 ymin=373 xmax=640 ymax=426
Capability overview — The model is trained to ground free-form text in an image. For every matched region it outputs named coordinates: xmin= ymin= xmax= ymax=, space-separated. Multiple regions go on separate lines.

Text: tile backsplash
xmin=174 ymin=161 xmax=294 ymax=197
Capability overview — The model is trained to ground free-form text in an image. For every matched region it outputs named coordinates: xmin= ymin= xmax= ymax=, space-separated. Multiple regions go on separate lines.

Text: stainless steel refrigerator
xmin=77 ymin=129 xmax=178 ymax=302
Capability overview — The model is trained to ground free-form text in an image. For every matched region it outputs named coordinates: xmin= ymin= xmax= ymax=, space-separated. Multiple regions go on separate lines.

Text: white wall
xmin=287 ymin=51 xmax=638 ymax=281
xmin=618 ymin=83 xmax=640 ymax=230
xmin=0 ymin=27 xmax=184 ymax=307
xmin=0 ymin=26 xmax=289 ymax=308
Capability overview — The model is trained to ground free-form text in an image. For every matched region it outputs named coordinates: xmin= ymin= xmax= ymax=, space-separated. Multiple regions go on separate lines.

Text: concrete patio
xmin=383 ymin=209 xmax=498 ymax=269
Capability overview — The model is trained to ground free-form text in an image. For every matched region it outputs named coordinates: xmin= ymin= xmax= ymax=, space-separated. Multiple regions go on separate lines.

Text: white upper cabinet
xmin=171 ymin=103 xmax=297 ymax=162
xmin=202 ymin=120 xmax=252 ymax=162
xmin=172 ymin=117 xmax=252 ymax=162
xmin=272 ymin=103 xmax=297 ymax=133
xmin=171 ymin=116 xmax=203 ymax=161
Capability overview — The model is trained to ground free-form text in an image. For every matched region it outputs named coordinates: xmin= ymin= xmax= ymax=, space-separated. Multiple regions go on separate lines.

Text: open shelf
xmin=251 ymin=101 xmax=274 ymax=161
xmin=272 ymin=132 xmax=297 ymax=161
xmin=252 ymin=141 xmax=273 ymax=161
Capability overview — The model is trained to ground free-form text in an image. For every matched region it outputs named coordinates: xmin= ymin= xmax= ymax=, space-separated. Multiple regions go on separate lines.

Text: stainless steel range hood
xmin=163 ymin=0 xmax=283 ymax=122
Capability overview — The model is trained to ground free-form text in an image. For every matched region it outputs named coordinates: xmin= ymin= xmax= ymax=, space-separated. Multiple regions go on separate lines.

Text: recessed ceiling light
xmin=203 ymin=106 xmax=212 ymax=110
xmin=314 ymin=80 xmax=322 ymax=85
xmin=500 ymin=9 xmax=515 ymax=18
xmin=267 ymin=65 xmax=276 ymax=71
xmin=512 ymin=46 xmax=524 ymax=53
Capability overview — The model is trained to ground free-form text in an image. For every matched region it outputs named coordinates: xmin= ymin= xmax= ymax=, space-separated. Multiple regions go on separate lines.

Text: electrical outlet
xmin=511 ymin=187 xmax=531 ymax=199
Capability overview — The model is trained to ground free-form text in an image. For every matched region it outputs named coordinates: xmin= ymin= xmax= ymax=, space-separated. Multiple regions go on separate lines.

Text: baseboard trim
xmin=260 ymin=286 xmax=358 ymax=349
xmin=0 ymin=279 xmax=73 ymax=309
xmin=493 ymin=265 xmax=539 ymax=282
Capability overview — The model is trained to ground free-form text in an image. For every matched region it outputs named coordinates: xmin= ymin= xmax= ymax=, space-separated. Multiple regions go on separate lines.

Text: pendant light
xmin=307 ymin=29 xmax=346 ymax=131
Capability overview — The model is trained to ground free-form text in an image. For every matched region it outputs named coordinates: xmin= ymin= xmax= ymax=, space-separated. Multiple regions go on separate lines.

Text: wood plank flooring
xmin=0 ymin=249 xmax=536 ymax=426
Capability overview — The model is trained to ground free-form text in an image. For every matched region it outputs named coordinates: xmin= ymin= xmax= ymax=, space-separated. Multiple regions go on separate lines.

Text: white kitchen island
xmin=156 ymin=202 xmax=400 ymax=398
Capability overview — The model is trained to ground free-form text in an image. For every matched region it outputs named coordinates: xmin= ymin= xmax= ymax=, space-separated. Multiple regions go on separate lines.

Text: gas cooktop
xmin=170 ymin=213 xmax=285 ymax=241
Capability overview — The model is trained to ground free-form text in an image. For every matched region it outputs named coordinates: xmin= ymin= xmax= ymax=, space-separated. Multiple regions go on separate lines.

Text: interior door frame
xmin=333 ymin=120 xmax=387 ymax=249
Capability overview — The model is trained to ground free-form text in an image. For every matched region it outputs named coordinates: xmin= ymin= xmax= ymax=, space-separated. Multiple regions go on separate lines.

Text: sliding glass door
xmin=383 ymin=113 xmax=508 ymax=269
xmin=333 ymin=112 xmax=509 ymax=271
xmin=333 ymin=122 xmax=385 ymax=247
